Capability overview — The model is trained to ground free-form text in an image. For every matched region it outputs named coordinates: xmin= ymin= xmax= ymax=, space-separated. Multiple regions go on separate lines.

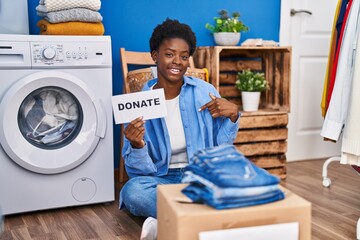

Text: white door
xmin=280 ymin=0 xmax=341 ymax=161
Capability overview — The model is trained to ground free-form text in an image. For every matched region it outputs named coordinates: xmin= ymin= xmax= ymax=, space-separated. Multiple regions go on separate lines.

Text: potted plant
xmin=205 ymin=9 xmax=249 ymax=46
xmin=235 ymin=69 xmax=269 ymax=111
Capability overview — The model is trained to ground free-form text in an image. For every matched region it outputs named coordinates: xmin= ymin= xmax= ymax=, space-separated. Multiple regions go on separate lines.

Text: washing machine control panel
xmin=42 ymin=47 xmax=57 ymax=60
xmin=30 ymin=41 xmax=111 ymax=67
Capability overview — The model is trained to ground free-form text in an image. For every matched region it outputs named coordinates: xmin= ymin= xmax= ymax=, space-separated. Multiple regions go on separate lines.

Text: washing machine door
xmin=0 ymin=71 xmax=107 ymax=174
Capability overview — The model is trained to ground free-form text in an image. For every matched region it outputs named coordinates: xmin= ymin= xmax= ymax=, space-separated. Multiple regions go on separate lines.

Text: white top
xmin=164 ymin=95 xmax=188 ymax=168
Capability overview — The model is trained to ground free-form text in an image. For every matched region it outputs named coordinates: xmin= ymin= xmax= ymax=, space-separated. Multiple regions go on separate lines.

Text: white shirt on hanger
xmin=321 ymin=0 xmax=360 ymax=141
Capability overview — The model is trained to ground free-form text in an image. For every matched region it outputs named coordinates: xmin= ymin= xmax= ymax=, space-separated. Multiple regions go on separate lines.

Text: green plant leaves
xmin=205 ymin=9 xmax=249 ymax=33
xmin=235 ymin=69 xmax=269 ymax=92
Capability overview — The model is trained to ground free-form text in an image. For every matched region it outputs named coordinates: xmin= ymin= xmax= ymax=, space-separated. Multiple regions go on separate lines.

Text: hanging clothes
xmin=341 ymin=29 xmax=360 ymax=166
xmin=325 ymin=0 xmax=354 ymax=114
xmin=321 ymin=0 xmax=360 ymax=141
xmin=321 ymin=0 xmax=343 ymax=117
xmin=336 ymin=0 xmax=352 ymax=49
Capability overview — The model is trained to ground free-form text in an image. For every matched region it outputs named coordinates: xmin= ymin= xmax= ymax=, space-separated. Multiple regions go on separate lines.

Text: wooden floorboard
xmin=281 ymin=159 xmax=360 ymax=240
xmin=1 ymin=159 xmax=359 ymax=239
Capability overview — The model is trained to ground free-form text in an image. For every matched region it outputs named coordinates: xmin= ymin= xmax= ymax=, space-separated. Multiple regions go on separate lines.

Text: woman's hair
xmin=149 ymin=18 xmax=197 ymax=56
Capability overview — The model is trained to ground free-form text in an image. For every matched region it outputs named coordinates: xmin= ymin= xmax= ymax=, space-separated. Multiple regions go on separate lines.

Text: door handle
xmin=290 ymin=9 xmax=313 ymax=16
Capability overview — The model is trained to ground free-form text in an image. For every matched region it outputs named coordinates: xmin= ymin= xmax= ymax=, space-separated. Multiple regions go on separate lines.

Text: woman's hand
xmin=199 ymin=93 xmax=239 ymax=122
xmin=124 ymin=116 xmax=146 ymax=148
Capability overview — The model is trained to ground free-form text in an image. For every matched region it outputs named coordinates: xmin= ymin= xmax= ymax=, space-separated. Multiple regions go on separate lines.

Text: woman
xmin=119 ymin=18 xmax=240 ymax=239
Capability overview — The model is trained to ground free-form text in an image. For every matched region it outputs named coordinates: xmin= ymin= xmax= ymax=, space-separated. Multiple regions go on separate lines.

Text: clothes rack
xmin=321 ymin=0 xmax=360 ymax=238
xmin=322 ymin=156 xmax=341 ymax=187
xmin=322 ymin=156 xmax=360 ymax=239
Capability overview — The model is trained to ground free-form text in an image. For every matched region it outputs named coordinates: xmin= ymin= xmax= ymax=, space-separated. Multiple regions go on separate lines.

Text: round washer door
xmin=0 ymin=71 xmax=107 ymax=174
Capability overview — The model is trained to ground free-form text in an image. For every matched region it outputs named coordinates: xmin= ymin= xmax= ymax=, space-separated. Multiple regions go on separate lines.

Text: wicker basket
xmin=126 ymin=68 xmax=154 ymax=93
xmin=126 ymin=67 xmax=208 ymax=93
xmin=185 ymin=68 xmax=208 ymax=82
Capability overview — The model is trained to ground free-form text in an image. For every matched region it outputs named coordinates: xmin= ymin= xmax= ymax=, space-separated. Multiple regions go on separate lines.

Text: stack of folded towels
xmin=181 ymin=144 xmax=285 ymax=210
xmin=36 ymin=0 xmax=104 ymax=35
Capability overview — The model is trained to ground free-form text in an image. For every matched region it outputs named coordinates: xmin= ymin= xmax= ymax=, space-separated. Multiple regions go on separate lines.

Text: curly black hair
xmin=149 ymin=18 xmax=197 ymax=56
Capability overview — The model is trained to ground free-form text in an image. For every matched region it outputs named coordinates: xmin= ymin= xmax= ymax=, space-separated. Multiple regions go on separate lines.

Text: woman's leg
xmin=119 ymin=169 xmax=184 ymax=218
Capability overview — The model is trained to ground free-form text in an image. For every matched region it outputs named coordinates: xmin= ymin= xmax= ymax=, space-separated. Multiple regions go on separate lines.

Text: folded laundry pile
xmin=36 ymin=0 xmax=104 ymax=35
xmin=181 ymin=144 xmax=285 ymax=209
xmin=241 ymin=38 xmax=279 ymax=47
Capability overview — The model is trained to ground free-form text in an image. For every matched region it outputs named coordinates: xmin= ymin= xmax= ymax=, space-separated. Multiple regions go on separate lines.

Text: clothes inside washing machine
xmin=18 ymin=86 xmax=83 ymax=148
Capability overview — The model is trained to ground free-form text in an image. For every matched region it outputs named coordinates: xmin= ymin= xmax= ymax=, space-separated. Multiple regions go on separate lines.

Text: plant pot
xmin=241 ymin=91 xmax=261 ymax=112
xmin=213 ymin=32 xmax=241 ymax=46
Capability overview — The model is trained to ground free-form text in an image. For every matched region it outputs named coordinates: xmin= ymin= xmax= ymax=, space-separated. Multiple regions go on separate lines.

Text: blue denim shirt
xmin=122 ymin=76 xmax=240 ymax=178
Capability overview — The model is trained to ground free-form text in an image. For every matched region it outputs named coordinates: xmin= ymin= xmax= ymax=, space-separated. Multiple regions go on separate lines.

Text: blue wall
xmin=27 ymin=0 xmax=280 ymax=168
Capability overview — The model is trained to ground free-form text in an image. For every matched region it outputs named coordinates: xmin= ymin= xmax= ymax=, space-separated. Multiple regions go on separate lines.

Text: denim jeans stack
xmin=181 ymin=144 xmax=285 ymax=209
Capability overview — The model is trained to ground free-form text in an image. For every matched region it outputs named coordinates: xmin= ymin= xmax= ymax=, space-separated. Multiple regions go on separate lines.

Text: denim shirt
xmin=122 ymin=76 xmax=240 ymax=178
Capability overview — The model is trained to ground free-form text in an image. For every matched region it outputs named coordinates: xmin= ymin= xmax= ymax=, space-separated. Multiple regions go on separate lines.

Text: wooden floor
xmin=1 ymin=159 xmax=359 ymax=240
xmin=282 ymin=159 xmax=360 ymax=240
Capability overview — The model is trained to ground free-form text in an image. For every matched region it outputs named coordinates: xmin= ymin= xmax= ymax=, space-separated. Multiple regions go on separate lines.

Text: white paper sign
xmin=112 ymin=89 xmax=167 ymax=124
xmin=199 ymin=222 xmax=299 ymax=240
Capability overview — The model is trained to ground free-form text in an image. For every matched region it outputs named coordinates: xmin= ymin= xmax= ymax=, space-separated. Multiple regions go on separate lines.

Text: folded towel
xmin=37 ymin=19 xmax=105 ymax=35
xmin=241 ymin=38 xmax=279 ymax=47
xmin=37 ymin=8 xmax=103 ymax=23
xmin=36 ymin=0 xmax=101 ymax=12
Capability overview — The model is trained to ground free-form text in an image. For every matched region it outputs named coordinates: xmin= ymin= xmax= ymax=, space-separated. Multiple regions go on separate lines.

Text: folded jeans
xmin=185 ymin=145 xmax=280 ymax=187
xmin=184 ymin=159 xmax=279 ymax=187
xmin=182 ymin=184 xmax=285 ymax=209
xmin=182 ymin=171 xmax=280 ymax=199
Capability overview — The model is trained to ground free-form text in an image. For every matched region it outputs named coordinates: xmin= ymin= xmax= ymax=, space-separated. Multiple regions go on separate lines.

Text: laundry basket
xmin=126 ymin=67 xmax=209 ymax=93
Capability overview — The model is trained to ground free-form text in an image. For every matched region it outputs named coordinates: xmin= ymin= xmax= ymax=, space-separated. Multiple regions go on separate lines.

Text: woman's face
xmin=152 ymin=38 xmax=190 ymax=85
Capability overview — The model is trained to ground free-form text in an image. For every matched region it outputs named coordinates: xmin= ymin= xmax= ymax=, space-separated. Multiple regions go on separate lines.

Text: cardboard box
xmin=157 ymin=184 xmax=311 ymax=240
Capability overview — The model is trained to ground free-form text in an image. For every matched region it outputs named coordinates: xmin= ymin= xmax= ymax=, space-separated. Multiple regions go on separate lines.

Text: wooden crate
xmin=193 ymin=46 xmax=291 ymax=179
xmin=194 ymin=46 xmax=291 ymax=112
xmin=236 ymin=112 xmax=288 ymax=179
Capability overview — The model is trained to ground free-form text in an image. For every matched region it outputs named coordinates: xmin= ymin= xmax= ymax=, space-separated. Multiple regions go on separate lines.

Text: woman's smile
xmin=169 ymin=67 xmax=181 ymax=75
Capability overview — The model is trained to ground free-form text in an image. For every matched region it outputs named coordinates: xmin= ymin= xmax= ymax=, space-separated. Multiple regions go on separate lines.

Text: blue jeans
xmin=182 ymin=183 xmax=285 ymax=209
xmin=186 ymin=145 xmax=280 ymax=187
xmin=181 ymin=145 xmax=284 ymax=209
xmin=182 ymin=171 xmax=279 ymax=199
xmin=119 ymin=168 xmax=185 ymax=218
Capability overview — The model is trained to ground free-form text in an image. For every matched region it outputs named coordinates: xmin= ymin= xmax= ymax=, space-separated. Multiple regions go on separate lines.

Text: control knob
xmin=42 ymin=47 xmax=56 ymax=60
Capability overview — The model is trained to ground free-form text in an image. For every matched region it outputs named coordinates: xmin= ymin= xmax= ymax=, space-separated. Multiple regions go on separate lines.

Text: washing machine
xmin=0 ymin=34 xmax=114 ymax=215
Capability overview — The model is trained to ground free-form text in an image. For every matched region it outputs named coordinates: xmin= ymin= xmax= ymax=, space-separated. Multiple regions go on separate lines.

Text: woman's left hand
xmin=199 ymin=93 xmax=239 ymax=122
